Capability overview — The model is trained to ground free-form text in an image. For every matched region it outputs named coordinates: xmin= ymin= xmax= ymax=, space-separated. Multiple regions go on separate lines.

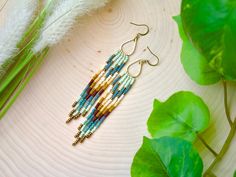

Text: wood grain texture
xmin=0 ymin=0 xmax=236 ymax=176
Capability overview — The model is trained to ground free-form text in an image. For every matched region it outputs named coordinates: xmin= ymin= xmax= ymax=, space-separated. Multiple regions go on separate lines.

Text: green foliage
xmin=173 ymin=15 xmax=221 ymax=85
xmin=132 ymin=0 xmax=236 ymax=176
xmin=147 ymin=91 xmax=210 ymax=142
xmin=131 ymin=137 xmax=203 ymax=177
xmin=181 ymin=0 xmax=236 ymax=81
xmin=0 ymin=48 xmax=49 ymax=119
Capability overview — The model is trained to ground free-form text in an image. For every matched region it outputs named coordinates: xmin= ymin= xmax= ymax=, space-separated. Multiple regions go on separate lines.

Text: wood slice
xmin=0 ymin=0 xmax=236 ymax=176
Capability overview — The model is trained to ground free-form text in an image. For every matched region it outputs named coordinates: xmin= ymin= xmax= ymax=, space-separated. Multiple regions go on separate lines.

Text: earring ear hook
xmin=146 ymin=46 xmax=160 ymax=66
xmin=121 ymin=22 xmax=150 ymax=56
xmin=130 ymin=22 xmax=150 ymax=36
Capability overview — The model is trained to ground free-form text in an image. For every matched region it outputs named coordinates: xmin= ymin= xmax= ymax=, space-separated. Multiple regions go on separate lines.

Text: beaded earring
xmin=66 ymin=23 xmax=149 ymax=123
xmin=72 ymin=47 xmax=160 ymax=145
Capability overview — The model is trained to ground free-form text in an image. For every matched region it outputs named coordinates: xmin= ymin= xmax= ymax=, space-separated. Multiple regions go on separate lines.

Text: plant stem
xmin=198 ymin=135 xmax=218 ymax=157
xmin=0 ymin=48 xmax=49 ymax=119
xmin=204 ymin=81 xmax=236 ymax=176
xmin=0 ymin=50 xmax=35 ymax=93
xmin=223 ymin=80 xmax=233 ymax=126
xmin=18 ymin=5 xmax=48 ymax=49
xmin=204 ymin=119 xmax=236 ymax=176
xmin=207 ymin=171 xmax=217 ymax=177
xmin=0 ymin=62 xmax=31 ymax=109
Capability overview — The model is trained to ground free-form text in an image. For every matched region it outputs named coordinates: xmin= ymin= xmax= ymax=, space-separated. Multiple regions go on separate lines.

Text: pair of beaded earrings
xmin=66 ymin=23 xmax=160 ymax=146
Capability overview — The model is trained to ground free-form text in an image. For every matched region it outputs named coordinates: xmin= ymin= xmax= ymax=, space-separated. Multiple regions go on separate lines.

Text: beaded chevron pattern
xmin=67 ymin=50 xmax=129 ymax=123
xmin=72 ymin=73 xmax=135 ymax=145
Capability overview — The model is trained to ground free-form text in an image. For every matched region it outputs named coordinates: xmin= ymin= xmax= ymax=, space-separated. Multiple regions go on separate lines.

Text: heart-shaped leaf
xmin=181 ymin=0 xmax=236 ymax=81
xmin=173 ymin=15 xmax=221 ymax=85
xmin=147 ymin=91 xmax=210 ymax=142
xmin=131 ymin=137 xmax=203 ymax=177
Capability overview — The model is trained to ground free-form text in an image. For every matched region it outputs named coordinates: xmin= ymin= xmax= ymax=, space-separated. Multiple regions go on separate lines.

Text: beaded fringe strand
xmin=72 ymin=73 xmax=135 ymax=145
xmin=66 ymin=50 xmax=128 ymax=123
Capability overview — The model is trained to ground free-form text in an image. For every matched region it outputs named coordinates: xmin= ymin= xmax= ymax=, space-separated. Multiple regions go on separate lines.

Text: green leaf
xmin=147 ymin=91 xmax=210 ymax=142
xmin=173 ymin=15 xmax=221 ymax=85
xmin=181 ymin=0 xmax=236 ymax=81
xmin=234 ymin=171 xmax=236 ymax=177
xmin=131 ymin=137 xmax=203 ymax=177
xmin=153 ymin=99 xmax=162 ymax=108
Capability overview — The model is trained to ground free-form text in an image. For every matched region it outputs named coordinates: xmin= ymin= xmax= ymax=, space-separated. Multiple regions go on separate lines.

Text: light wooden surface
xmin=0 ymin=0 xmax=236 ymax=177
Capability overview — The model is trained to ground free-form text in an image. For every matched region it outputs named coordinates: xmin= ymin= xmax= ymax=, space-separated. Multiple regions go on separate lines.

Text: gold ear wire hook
xmin=130 ymin=22 xmax=150 ymax=36
xmin=121 ymin=22 xmax=150 ymax=56
xmin=146 ymin=46 xmax=160 ymax=66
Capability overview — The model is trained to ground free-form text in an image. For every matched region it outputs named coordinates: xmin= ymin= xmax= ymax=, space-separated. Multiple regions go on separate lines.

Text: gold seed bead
xmin=82 ymin=111 xmax=88 ymax=117
xmin=80 ymin=136 xmax=86 ymax=143
xmin=72 ymin=101 xmax=78 ymax=108
xmin=66 ymin=117 xmax=74 ymax=124
xmin=72 ymin=138 xmax=81 ymax=146
xmin=78 ymin=124 xmax=83 ymax=130
xmin=86 ymin=132 xmax=93 ymax=138
xmin=69 ymin=109 xmax=75 ymax=117
xmin=74 ymin=113 xmax=81 ymax=120
xmin=74 ymin=131 xmax=81 ymax=138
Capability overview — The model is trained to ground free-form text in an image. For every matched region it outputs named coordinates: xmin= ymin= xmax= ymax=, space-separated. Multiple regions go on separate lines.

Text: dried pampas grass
xmin=0 ymin=0 xmax=38 ymax=75
xmin=0 ymin=0 xmax=111 ymax=119
xmin=33 ymin=0 xmax=109 ymax=53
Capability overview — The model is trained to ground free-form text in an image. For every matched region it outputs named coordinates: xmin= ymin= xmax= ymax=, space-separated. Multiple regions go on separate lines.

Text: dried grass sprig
xmin=0 ymin=0 xmax=110 ymax=119
xmin=33 ymin=0 xmax=109 ymax=53
xmin=0 ymin=0 xmax=38 ymax=76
